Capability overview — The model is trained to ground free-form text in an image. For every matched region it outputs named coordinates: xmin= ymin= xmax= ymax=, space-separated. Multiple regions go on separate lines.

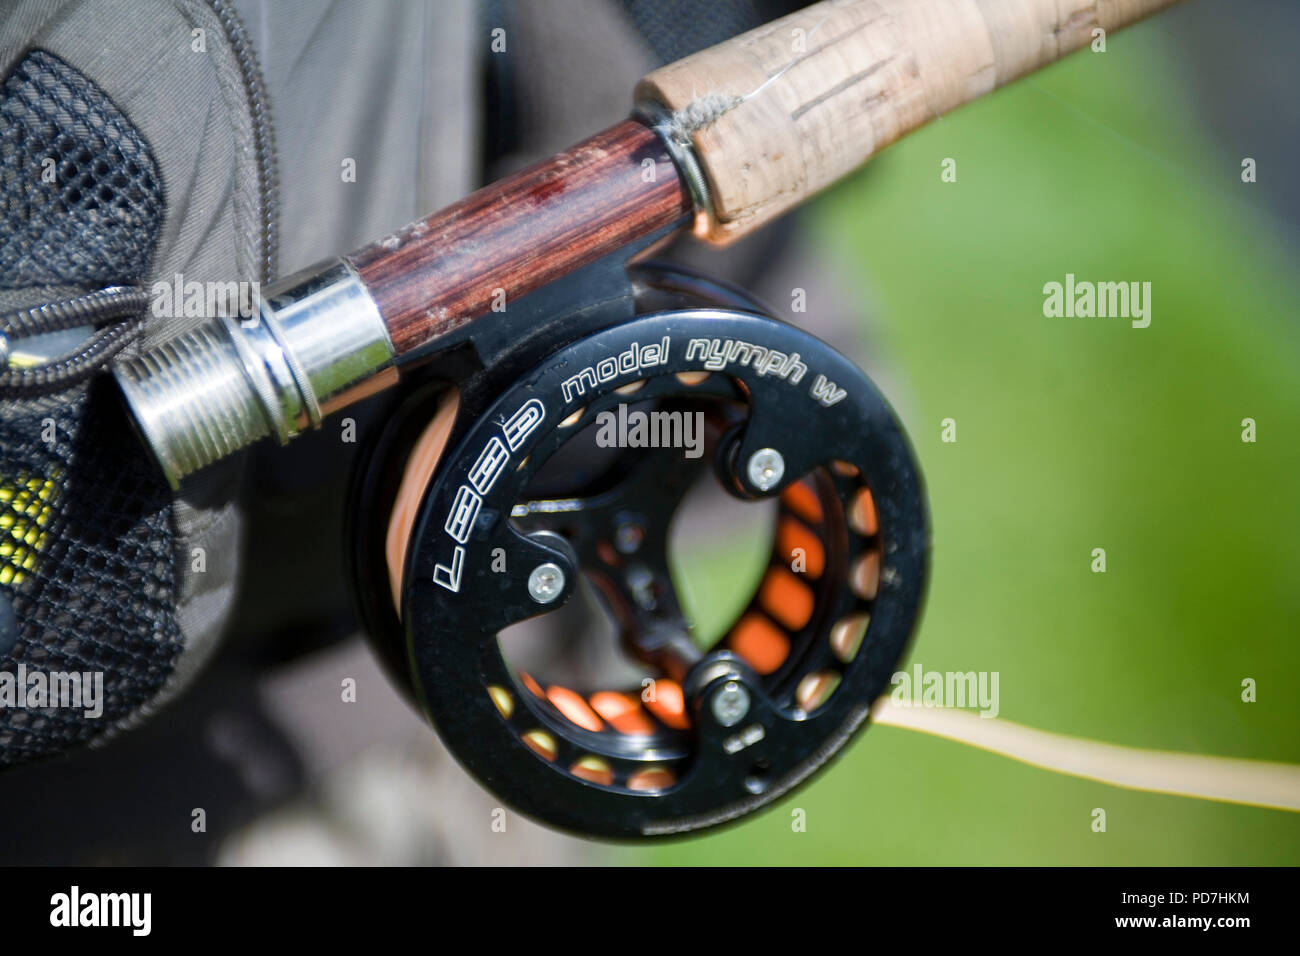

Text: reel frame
xmin=349 ymin=264 xmax=928 ymax=839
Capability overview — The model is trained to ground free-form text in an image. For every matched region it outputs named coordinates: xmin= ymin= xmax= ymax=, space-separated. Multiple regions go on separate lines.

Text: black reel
xmin=350 ymin=264 xmax=928 ymax=839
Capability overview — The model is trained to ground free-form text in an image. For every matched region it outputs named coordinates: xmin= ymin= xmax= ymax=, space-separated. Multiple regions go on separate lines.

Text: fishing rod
xmin=114 ymin=0 xmax=1186 ymax=839
xmin=117 ymin=0 xmax=1178 ymax=483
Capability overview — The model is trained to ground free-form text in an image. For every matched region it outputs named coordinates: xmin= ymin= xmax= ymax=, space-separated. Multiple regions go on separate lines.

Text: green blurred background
xmin=625 ymin=20 xmax=1300 ymax=865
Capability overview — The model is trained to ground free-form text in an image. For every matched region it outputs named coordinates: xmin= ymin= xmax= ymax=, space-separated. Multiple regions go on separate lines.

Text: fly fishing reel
xmin=350 ymin=264 xmax=928 ymax=839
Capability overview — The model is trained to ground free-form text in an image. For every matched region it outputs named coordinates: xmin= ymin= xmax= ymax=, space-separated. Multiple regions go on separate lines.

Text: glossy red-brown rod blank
xmin=347 ymin=119 xmax=692 ymax=358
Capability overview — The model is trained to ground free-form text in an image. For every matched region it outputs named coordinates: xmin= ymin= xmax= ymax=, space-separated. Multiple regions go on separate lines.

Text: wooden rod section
xmin=347 ymin=119 xmax=692 ymax=357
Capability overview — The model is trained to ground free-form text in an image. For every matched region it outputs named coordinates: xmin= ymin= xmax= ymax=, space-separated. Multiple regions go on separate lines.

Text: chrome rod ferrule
xmin=114 ymin=258 xmax=397 ymax=489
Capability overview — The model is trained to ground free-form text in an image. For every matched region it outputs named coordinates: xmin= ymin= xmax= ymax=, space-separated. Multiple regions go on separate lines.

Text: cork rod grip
xmin=637 ymin=0 xmax=1180 ymax=243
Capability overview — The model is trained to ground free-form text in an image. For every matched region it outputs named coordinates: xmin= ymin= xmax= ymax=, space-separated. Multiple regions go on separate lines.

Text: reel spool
xmin=351 ymin=284 xmax=928 ymax=839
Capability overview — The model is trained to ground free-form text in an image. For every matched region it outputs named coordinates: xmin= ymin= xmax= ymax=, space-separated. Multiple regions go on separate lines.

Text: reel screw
xmin=711 ymin=681 xmax=751 ymax=727
xmin=527 ymin=563 xmax=566 ymax=604
xmin=746 ymin=447 xmax=786 ymax=492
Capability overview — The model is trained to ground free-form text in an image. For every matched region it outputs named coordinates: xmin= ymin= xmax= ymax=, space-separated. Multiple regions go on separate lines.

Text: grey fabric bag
xmin=0 ymin=0 xmax=482 ymax=765
xmin=0 ymin=0 xmax=280 ymax=762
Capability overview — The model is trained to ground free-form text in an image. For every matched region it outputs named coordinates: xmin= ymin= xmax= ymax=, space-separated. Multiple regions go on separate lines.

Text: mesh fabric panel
xmin=0 ymin=48 xmax=163 ymax=288
xmin=0 ymin=47 xmax=178 ymax=765
xmin=0 ymin=389 xmax=182 ymax=764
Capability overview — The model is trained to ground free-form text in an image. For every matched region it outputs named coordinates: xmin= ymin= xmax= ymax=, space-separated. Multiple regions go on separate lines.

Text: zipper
xmin=206 ymin=0 xmax=279 ymax=285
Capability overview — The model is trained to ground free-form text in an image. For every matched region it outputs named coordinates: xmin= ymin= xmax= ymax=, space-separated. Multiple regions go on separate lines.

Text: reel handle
xmin=637 ymin=0 xmax=1181 ymax=243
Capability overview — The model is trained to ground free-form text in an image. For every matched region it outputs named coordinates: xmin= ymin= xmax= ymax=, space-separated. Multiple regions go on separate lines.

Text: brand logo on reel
xmin=685 ymin=337 xmax=808 ymax=381
xmin=433 ymin=398 xmax=545 ymax=593
xmin=560 ymin=338 xmax=670 ymax=403
xmin=685 ymin=338 xmax=847 ymax=407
